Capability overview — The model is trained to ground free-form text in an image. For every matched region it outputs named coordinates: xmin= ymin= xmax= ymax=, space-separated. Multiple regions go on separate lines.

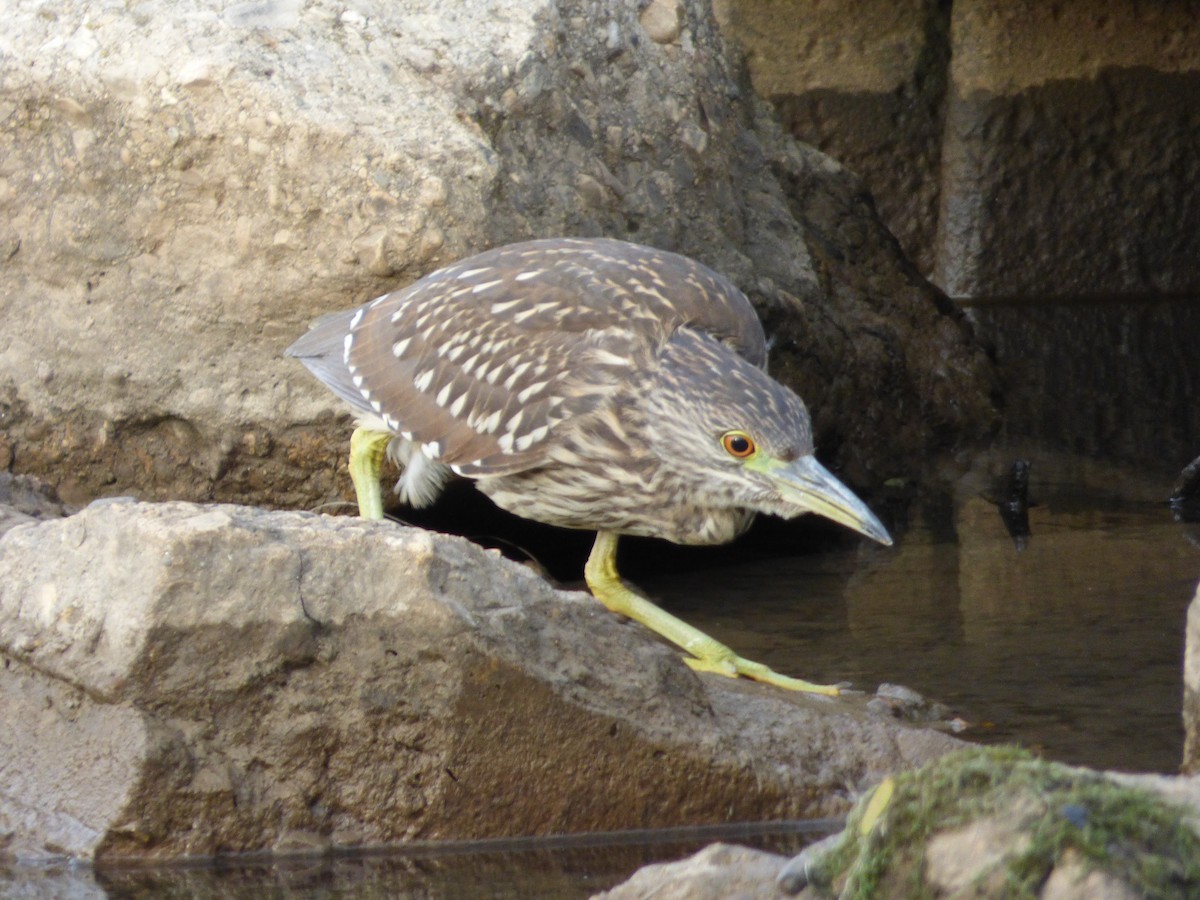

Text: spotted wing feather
xmin=286 ymin=237 xmax=767 ymax=476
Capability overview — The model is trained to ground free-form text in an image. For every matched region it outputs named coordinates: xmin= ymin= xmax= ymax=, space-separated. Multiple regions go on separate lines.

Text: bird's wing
xmin=518 ymin=238 xmax=768 ymax=368
xmin=285 ymin=238 xmax=766 ymax=475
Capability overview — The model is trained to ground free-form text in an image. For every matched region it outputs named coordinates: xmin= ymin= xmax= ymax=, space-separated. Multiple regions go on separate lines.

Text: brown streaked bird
xmin=286 ymin=237 xmax=891 ymax=694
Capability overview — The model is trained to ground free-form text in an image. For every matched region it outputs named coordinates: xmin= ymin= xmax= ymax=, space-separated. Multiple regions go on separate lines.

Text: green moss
xmin=819 ymin=746 xmax=1200 ymax=899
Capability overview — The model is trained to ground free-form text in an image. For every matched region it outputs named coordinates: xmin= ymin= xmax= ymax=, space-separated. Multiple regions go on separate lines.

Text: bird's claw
xmin=684 ymin=654 xmax=841 ymax=696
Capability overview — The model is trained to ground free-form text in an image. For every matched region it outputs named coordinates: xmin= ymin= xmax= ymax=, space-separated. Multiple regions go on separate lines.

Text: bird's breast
xmin=476 ymin=465 xmax=754 ymax=544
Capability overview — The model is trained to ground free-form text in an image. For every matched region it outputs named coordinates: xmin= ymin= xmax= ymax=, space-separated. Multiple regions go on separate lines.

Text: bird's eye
xmin=721 ymin=431 xmax=757 ymax=459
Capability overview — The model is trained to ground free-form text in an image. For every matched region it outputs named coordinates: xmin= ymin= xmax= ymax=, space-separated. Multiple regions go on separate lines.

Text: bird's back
xmin=286 ymin=238 xmax=767 ymax=476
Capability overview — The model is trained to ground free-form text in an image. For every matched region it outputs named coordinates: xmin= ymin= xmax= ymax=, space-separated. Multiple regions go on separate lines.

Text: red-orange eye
xmin=721 ymin=431 xmax=756 ymax=459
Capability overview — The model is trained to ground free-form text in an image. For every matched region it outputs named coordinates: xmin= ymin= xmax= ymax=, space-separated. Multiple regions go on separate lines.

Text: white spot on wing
xmin=514 ymin=270 xmax=544 ymax=281
xmin=589 ymin=349 xmax=633 ymax=367
xmin=471 ymin=280 xmax=503 ymax=294
xmin=413 ymin=370 xmax=435 ymax=392
xmin=503 ymin=361 xmax=532 ymax=390
xmin=435 ymin=383 xmax=453 ymax=407
xmin=349 ymin=308 xmax=364 ymax=329
xmin=516 ymin=381 xmax=548 ymax=403
xmin=392 ymin=337 xmax=412 ymax=357
xmin=490 ymin=299 xmax=523 ymax=315
xmin=511 ymin=301 xmax=561 ymax=324
xmin=458 ymin=267 xmax=492 ymax=279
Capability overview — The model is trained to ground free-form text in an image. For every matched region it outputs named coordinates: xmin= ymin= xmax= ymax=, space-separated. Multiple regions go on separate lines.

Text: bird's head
xmin=642 ymin=329 xmax=892 ymax=546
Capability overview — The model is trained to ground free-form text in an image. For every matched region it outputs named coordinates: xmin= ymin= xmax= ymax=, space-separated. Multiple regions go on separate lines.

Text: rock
xmin=935 ymin=0 xmax=1200 ymax=299
xmin=0 ymin=473 xmax=70 ymax=538
xmin=605 ymin=747 xmax=1200 ymax=899
xmin=782 ymin=747 xmax=1200 ymax=897
xmin=639 ymin=0 xmax=684 ymax=45
xmin=923 ymin=807 xmax=1035 ymax=895
xmin=1039 ymin=850 xmax=1140 ymax=900
xmin=712 ymin=0 xmax=949 ymax=277
xmin=717 ymin=0 xmax=1200 ymax=300
xmin=0 ymin=0 xmax=997 ymax=510
xmin=0 ymin=500 xmax=960 ymax=862
xmin=1185 ymin=581 xmax=1200 ymax=774
xmin=592 ymin=843 xmax=789 ymax=900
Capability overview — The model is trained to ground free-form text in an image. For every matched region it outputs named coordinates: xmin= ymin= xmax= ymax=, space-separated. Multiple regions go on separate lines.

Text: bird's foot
xmin=584 ymin=532 xmax=843 ymax=696
xmin=684 ymin=654 xmax=841 ymax=696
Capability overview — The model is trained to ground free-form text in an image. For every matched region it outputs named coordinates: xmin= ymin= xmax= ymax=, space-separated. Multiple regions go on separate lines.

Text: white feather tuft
xmin=387 ymin=439 xmax=452 ymax=508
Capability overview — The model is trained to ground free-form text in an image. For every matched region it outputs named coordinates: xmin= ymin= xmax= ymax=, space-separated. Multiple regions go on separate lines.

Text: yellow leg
xmin=349 ymin=427 xmax=392 ymax=520
xmin=583 ymin=530 xmax=840 ymax=695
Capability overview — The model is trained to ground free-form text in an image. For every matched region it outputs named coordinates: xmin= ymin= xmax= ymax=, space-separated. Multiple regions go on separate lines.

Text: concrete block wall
xmin=717 ymin=0 xmax=1200 ymax=301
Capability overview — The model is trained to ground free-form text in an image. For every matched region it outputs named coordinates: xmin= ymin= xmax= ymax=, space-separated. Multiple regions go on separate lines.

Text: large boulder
xmin=0 ymin=0 xmax=997 ymax=510
xmin=0 ymin=500 xmax=959 ymax=862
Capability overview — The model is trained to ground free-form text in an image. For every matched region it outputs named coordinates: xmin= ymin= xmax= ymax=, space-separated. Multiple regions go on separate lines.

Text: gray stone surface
xmin=593 ymin=842 xmax=790 ymax=900
xmin=0 ymin=500 xmax=960 ymax=862
xmin=1185 ymin=580 xmax=1200 ymax=774
xmin=0 ymin=473 xmax=70 ymax=538
xmin=0 ymin=0 xmax=997 ymax=510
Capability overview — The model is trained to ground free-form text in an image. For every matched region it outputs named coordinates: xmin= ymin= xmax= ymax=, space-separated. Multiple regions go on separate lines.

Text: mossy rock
xmin=803 ymin=747 xmax=1200 ymax=898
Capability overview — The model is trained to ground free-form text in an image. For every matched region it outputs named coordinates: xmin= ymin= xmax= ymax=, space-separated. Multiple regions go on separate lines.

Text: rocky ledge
xmin=0 ymin=498 xmax=959 ymax=862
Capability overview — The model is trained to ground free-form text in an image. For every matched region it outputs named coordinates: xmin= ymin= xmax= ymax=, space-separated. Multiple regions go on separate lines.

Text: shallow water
xmin=4 ymin=822 xmax=831 ymax=898
xmin=636 ymin=449 xmax=1199 ymax=774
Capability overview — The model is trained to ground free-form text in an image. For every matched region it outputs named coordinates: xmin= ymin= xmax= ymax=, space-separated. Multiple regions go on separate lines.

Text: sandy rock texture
xmin=0 ymin=473 xmax=70 ymax=538
xmin=0 ymin=0 xmax=997 ymax=511
xmin=594 ymin=842 xmax=791 ymax=900
xmin=0 ymin=500 xmax=960 ymax=862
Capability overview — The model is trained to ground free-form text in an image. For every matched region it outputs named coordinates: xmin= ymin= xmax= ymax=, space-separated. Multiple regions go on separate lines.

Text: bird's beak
xmin=751 ymin=454 xmax=893 ymax=546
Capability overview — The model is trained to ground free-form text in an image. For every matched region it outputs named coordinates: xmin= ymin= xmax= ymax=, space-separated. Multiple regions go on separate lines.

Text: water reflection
xmin=3 ymin=823 xmax=829 ymax=899
xmin=642 ymin=451 xmax=1199 ymax=774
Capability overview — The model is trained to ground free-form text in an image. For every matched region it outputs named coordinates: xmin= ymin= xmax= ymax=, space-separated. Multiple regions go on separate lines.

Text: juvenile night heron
xmin=287 ymin=237 xmax=891 ymax=694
